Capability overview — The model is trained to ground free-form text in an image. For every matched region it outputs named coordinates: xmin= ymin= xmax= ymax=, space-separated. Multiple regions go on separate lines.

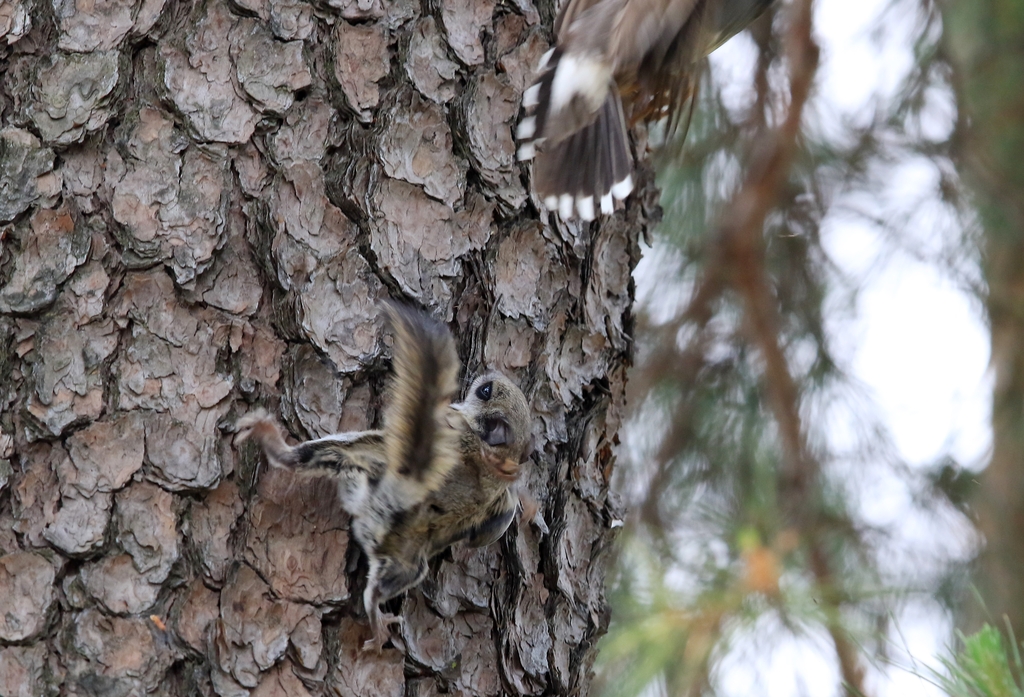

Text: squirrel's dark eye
xmin=475 ymin=381 xmax=493 ymax=401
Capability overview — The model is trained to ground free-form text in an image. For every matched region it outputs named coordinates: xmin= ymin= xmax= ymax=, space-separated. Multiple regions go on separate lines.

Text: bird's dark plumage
xmin=517 ymin=0 xmax=775 ymax=219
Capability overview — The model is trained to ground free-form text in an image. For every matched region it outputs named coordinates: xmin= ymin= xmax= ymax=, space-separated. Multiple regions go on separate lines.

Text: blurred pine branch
xmin=936 ymin=624 xmax=1024 ymax=697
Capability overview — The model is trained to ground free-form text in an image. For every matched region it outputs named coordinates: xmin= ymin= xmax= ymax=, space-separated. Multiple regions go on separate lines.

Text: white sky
xmin=634 ymin=0 xmax=992 ymax=694
xmin=813 ymin=0 xmax=991 ymax=471
xmin=815 ymin=2 xmax=990 ymax=694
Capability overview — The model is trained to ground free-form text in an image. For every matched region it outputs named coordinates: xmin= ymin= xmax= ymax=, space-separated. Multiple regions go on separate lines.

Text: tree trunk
xmin=0 ymin=1 xmax=651 ymax=694
xmin=946 ymin=2 xmax=1024 ymax=633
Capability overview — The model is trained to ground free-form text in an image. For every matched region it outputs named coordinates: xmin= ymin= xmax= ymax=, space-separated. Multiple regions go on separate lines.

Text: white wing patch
xmin=522 ymin=83 xmax=541 ymax=108
xmin=516 ymin=116 xmax=536 ymax=140
xmin=537 ymin=48 xmax=555 ymax=70
xmin=549 ymin=54 xmax=612 ymax=113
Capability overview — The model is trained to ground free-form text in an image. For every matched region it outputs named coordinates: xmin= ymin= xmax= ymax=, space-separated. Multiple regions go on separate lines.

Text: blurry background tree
xmin=0 ymin=0 xmax=648 ymax=695
xmin=945 ymin=0 xmax=1024 ymax=641
xmin=595 ymin=0 xmax=1024 ymax=695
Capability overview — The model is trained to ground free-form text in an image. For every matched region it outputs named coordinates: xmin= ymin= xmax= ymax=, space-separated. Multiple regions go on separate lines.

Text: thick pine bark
xmin=0 ymin=1 xmax=652 ymax=694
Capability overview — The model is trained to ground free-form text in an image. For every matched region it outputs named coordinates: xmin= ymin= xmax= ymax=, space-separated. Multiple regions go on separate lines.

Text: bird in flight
xmin=517 ymin=0 xmax=775 ymax=220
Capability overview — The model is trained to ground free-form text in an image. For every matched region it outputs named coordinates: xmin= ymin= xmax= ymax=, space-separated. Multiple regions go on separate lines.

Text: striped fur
xmin=234 ymin=306 xmax=533 ymax=653
xmin=381 ymin=303 xmax=460 ymax=506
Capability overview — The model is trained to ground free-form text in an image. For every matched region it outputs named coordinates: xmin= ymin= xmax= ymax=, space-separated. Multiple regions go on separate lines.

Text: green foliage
xmin=597 ymin=1 xmax=982 ymax=695
xmin=937 ymin=624 xmax=1024 ymax=697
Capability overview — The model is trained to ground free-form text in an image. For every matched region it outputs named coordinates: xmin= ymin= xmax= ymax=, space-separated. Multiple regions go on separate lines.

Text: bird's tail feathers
xmin=528 ymin=85 xmax=634 ymax=220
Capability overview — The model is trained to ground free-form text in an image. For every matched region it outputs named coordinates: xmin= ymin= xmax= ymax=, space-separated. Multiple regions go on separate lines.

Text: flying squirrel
xmin=235 ymin=304 xmax=533 ymax=652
